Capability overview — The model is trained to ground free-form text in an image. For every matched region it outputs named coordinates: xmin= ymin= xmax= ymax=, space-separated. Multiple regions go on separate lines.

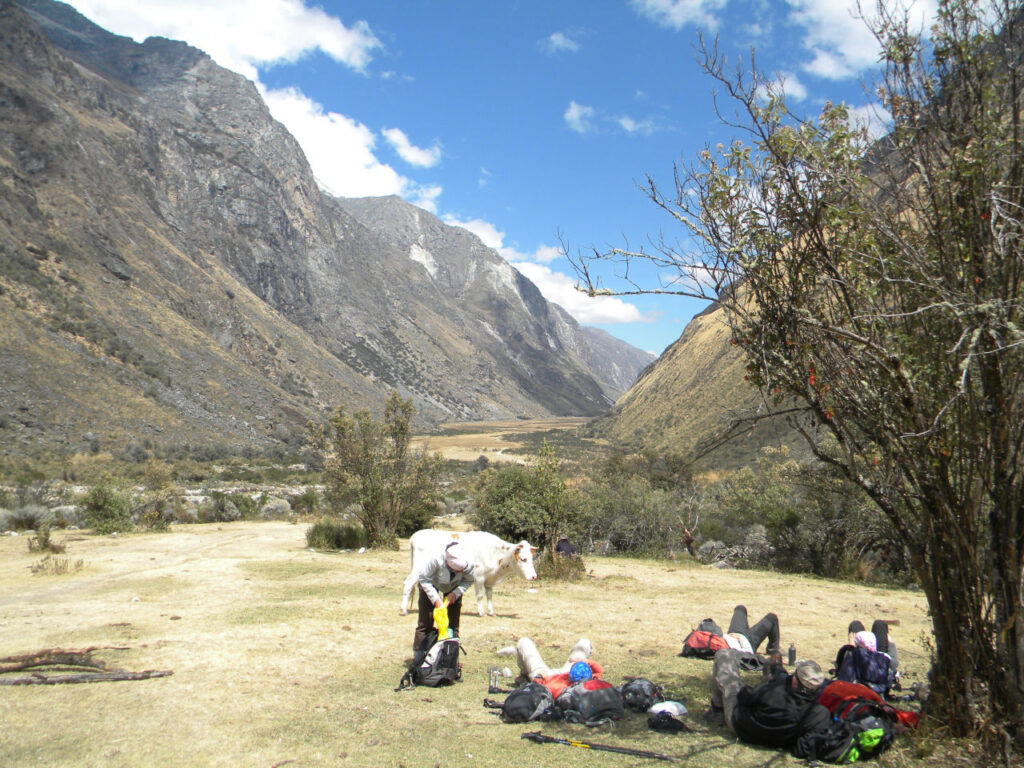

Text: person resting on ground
xmin=706 ymin=604 xmax=782 ymax=655
xmin=709 ymin=649 xmax=831 ymax=758
xmin=499 ymin=637 xmax=604 ymax=699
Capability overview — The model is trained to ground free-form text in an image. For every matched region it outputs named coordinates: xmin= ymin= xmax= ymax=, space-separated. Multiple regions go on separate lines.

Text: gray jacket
xmin=417 ymin=553 xmax=475 ymax=605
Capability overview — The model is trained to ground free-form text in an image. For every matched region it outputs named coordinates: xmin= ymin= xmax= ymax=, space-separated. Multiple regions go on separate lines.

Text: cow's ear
xmin=530 ymin=546 xmax=538 ymax=554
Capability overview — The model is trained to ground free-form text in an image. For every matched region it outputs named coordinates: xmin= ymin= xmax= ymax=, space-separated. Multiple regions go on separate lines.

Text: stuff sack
xmin=619 ymin=677 xmax=664 ymax=713
xmin=679 ymin=630 xmax=729 ymax=659
xmin=813 ymin=699 xmax=897 ymax=763
xmin=500 ymin=682 xmax=558 ymax=723
xmin=396 ymin=630 xmax=464 ymax=690
xmin=557 ymin=679 xmax=625 ymax=726
xmin=834 ymin=645 xmax=895 ymax=698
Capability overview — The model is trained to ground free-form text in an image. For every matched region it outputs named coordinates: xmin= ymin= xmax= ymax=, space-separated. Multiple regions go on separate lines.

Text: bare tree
xmin=571 ymin=0 xmax=1024 ymax=748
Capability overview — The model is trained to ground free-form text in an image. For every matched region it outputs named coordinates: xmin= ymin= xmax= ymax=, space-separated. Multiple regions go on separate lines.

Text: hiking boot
xmin=702 ymin=706 xmax=725 ymax=726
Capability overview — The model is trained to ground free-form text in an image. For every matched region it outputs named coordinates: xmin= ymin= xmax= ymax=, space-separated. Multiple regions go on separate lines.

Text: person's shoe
xmin=702 ymin=706 xmax=725 ymax=726
xmin=496 ymin=646 xmax=517 ymax=656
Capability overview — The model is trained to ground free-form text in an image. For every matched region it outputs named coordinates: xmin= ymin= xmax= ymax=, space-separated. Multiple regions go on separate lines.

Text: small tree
xmin=571 ymin=0 xmax=1024 ymax=744
xmin=474 ymin=441 xmax=582 ymax=553
xmin=307 ymin=391 xmax=442 ymax=548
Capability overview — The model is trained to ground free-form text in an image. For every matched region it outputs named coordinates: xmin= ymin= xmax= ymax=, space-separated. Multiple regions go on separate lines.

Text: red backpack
xmin=679 ymin=629 xmax=729 ymax=659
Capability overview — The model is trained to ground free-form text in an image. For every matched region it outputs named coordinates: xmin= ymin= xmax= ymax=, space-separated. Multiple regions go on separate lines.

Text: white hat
xmin=444 ymin=542 xmax=468 ymax=571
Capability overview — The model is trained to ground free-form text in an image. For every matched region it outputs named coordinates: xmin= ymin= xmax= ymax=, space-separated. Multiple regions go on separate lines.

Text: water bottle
xmin=788 ymin=644 xmax=796 ymax=665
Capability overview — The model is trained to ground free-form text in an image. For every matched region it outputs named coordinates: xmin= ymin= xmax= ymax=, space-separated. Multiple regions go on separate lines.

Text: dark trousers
xmin=413 ymin=586 xmax=463 ymax=651
xmin=728 ymin=605 xmax=780 ymax=655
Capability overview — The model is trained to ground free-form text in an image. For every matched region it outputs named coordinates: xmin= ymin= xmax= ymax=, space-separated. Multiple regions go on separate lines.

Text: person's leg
xmin=516 ymin=637 xmax=551 ymax=680
xmin=552 ymin=638 xmax=593 ymax=674
xmin=745 ymin=612 xmax=780 ymax=655
xmin=413 ymin=586 xmax=434 ymax=651
xmin=447 ymin=592 xmax=463 ymax=637
xmin=727 ymin=605 xmax=750 ymax=635
xmin=710 ymin=649 xmax=744 ymax=733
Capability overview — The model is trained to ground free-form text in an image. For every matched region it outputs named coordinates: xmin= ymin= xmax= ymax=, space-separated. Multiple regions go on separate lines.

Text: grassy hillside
xmin=590 ymin=305 xmax=808 ymax=469
xmin=0 ymin=520 xmax=938 ymax=767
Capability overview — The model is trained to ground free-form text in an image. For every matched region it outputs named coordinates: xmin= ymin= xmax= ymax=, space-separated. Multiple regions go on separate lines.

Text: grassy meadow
xmin=0 ymin=519 xmax=943 ymax=768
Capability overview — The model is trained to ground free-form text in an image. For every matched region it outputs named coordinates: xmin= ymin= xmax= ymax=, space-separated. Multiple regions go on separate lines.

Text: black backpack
xmin=396 ymin=630 xmax=464 ymax=690
xmin=556 ymin=681 xmax=625 ymax=726
xmin=619 ymin=678 xmax=664 ymax=713
xmin=500 ymin=682 xmax=558 ymax=723
xmin=834 ymin=645 xmax=895 ymax=697
xmin=814 ymin=699 xmax=897 ymax=763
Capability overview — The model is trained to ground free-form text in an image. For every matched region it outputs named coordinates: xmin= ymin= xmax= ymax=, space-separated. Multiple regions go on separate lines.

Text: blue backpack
xmin=834 ymin=645 xmax=894 ymax=697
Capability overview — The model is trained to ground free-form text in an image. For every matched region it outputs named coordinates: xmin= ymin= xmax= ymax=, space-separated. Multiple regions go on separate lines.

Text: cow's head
xmin=513 ymin=541 xmax=538 ymax=581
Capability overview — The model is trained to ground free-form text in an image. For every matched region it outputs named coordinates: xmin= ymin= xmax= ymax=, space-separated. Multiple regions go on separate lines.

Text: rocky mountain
xmin=0 ymin=0 xmax=653 ymax=459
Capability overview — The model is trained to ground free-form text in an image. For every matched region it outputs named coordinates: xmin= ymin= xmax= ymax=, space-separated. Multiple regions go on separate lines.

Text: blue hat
xmin=569 ymin=661 xmax=593 ymax=683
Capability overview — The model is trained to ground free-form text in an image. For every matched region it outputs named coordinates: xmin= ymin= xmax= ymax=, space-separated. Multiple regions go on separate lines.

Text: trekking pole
xmin=521 ymin=731 xmax=679 ymax=762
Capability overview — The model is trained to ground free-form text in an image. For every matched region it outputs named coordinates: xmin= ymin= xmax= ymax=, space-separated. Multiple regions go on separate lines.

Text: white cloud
xmin=65 ymin=0 xmax=381 ymax=82
xmin=617 ymin=115 xmax=656 ymax=134
xmin=846 ymin=103 xmax=892 ymax=140
xmin=630 ymin=0 xmax=728 ymax=30
xmin=776 ymin=71 xmax=808 ymax=102
xmin=542 ymin=31 xmax=580 ymax=54
xmin=382 ymin=127 xmax=442 ymax=168
xmin=442 ymin=216 xmax=505 ymax=249
xmin=511 ymin=262 xmax=647 ymax=324
xmin=498 ymin=244 xmax=563 ymax=265
xmin=786 ymin=0 xmax=937 ymax=81
xmin=412 ymin=185 xmax=443 ymax=213
xmin=262 ymin=86 xmax=408 ymax=198
xmin=564 ymin=101 xmax=596 ymax=134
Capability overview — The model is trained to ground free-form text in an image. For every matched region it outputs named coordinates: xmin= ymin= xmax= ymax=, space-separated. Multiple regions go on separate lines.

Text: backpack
xmin=556 ymin=680 xmax=625 ymax=726
xmin=813 ymin=698 xmax=897 ymax=763
xmin=500 ymin=682 xmax=558 ymax=723
xmin=396 ymin=630 xmax=464 ymax=690
xmin=619 ymin=677 xmax=664 ymax=713
xmin=679 ymin=630 xmax=729 ymax=659
xmin=834 ymin=645 xmax=895 ymax=697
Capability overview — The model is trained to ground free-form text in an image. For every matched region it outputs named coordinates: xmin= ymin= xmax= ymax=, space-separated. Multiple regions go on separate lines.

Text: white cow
xmin=400 ymin=529 xmax=538 ymax=616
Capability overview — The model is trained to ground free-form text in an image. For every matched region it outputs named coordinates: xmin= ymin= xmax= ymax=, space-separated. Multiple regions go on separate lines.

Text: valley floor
xmin=0 ymin=520 xmax=934 ymax=767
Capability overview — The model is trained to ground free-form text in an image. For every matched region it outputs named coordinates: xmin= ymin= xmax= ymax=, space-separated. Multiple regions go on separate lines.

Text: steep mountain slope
xmin=0 ymin=0 xmax=652 ymax=459
xmin=589 ymin=301 xmax=808 ymax=467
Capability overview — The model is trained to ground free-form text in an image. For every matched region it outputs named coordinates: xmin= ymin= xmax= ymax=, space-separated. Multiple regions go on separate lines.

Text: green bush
xmin=2 ymin=503 xmax=53 ymax=532
xmin=535 ymin=552 xmax=586 ymax=581
xmin=80 ymin=481 xmax=133 ymax=534
xmin=28 ymin=524 xmax=65 ymax=554
xmin=306 ymin=518 xmax=366 ymax=550
xmin=289 ymin=488 xmax=320 ymax=515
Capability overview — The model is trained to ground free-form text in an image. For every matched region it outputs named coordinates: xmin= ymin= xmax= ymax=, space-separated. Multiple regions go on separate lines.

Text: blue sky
xmin=63 ymin=0 xmax=935 ymax=355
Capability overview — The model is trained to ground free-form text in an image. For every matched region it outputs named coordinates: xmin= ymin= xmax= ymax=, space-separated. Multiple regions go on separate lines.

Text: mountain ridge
xmin=0 ymin=0 xmax=653 ymax=459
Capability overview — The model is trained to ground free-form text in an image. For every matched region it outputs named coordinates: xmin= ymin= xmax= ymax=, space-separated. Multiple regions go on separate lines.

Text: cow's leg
xmin=485 ymin=585 xmax=495 ymax=616
xmin=474 ymin=574 xmax=487 ymax=616
xmin=400 ymin=571 xmax=417 ymax=615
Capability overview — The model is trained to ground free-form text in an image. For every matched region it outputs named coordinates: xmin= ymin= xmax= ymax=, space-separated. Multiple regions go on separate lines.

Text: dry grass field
xmin=411 ymin=418 xmax=594 ymax=464
xmin=0 ymin=520 xmax=936 ymax=768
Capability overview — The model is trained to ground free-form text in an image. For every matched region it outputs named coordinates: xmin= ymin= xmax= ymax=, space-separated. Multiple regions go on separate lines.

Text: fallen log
xmin=0 ymin=669 xmax=172 ymax=685
xmin=0 ymin=647 xmax=171 ymax=685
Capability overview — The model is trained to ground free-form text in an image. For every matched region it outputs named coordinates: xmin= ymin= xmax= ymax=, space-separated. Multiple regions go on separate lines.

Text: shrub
xmin=80 ymin=481 xmax=133 ymax=534
xmin=535 ymin=551 xmax=586 ymax=581
xmin=3 ymin=504 xmax=54 ymax=532
xmin=28 ymin=525 xmax=65 ymax=554
xmin=306 ymin=518 xmax=366 ymax=550
xmin=289 ymin=488 xmax=320 ymax=515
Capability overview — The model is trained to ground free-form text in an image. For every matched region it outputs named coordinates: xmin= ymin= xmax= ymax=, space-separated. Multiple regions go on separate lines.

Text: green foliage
xmin=580 ymin=473 xmax=684 ymax=556
xmin=535 ymin=551 xmax=586 ymax=581
xmin=27 ymin=524 xmax=65 ymax=554
xmin=473 ymin=441 xmax=583 ymax=552
xmin=306 ymin=518 xmax=366 ymax=550
xmin=2 ymin=503 xmax=53 ymax=532
xmin=289 ymin=488 xmax=320 ymax=515
xmin=308 ymin=391 xmax=441 ymax=548
xmin=80 ymin=480 xmax=133 ymax=534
